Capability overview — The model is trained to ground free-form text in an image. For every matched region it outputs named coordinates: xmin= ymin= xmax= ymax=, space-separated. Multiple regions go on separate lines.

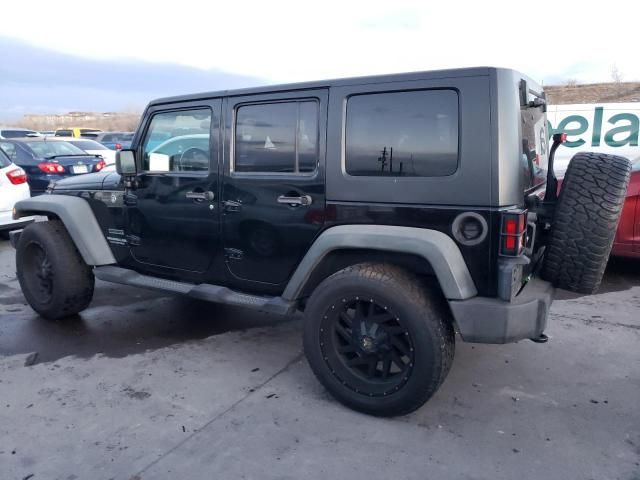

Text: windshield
xmin=0 ymin=147 xmax=11 ymax=167
xmin=70 ymin=140 xmax=107 ymax=150
xmin=26 ymin=141 xmax=87 ymax=158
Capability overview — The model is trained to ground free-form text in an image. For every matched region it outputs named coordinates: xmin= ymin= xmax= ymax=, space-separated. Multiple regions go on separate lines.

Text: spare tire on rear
xmin=541 ymin=152 xmax=631 ymax=294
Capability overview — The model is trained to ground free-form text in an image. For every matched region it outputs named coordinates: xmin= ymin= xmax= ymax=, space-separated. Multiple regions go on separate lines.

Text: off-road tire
xmin=16 ymin=220 xmax=94 ymax=319
xmin=303 ymin=263 xmax=455 ymax=417
xmin=542 ymin=152 xmax=631 ymax=293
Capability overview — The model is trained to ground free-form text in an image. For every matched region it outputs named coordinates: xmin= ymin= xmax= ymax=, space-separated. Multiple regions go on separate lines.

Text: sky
xmin=1 ymin=0 xmax=639 ymax=118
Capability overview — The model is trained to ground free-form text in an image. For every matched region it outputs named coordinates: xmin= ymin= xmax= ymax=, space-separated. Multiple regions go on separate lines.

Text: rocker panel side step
xmin=94 ymin=266 xmax=296 ymax=315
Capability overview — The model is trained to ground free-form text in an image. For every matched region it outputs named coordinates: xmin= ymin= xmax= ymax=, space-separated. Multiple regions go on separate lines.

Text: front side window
xmin=345 ymin=89 xmax=459 ymax=177
xmin=141 ymin=109 xmax=211 ymax=173
xmin=234 ymin=100 xmax=318 ymax=174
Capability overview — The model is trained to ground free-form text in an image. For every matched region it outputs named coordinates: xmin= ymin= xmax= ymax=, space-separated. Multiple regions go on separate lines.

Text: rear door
xmin=222 ymin=90 xmax=327 ymax=286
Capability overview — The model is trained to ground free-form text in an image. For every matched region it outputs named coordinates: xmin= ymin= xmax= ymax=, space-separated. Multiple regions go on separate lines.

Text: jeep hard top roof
xmin=148 ymin=66 xmax=541 ymax=107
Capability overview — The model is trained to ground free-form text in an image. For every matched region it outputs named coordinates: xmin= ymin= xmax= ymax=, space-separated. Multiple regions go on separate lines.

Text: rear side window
xmin=0 ymin=147 xmax=10 ymax=167
xmin=345 ymin=89 xmax=459 ymax=177
xmin=234 ymin=100 xmax=319 ymax=174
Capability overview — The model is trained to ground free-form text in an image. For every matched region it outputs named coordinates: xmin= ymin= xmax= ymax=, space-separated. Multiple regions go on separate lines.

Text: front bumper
xmin=0 ymin=210 xmax=34 ymax=232
xmin=448 ymin=278 xmax=554 ymax=344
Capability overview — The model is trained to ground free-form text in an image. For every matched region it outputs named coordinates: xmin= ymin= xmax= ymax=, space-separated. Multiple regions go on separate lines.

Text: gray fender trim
xmin=13 ymin=195 xmax=116 ymax=266
xmin=282 ymin=225 xmax=478 ymax=301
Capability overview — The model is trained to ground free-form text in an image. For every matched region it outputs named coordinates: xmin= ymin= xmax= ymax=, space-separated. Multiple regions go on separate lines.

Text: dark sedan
xmin=91 ymin=132 xmax=135 ymax=150
xmin=0 ymin=138 xmax=106 ymax=195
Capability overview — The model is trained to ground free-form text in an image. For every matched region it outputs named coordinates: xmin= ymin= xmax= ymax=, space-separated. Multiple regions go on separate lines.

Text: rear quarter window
xmin=345 ymin=89 xmax=459 ymax=177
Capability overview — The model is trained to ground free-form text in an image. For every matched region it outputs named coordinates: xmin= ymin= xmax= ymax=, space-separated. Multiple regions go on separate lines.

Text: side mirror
xmin=116 ymin=149 xmax=137 ymax=176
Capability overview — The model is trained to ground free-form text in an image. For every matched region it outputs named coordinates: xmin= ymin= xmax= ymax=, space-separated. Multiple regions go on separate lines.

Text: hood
xmin=51 ymin=171 xmax=122 ymax=191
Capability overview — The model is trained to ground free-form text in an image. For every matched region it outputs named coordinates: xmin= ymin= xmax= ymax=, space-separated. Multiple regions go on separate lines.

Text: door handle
xmin=277 ymin=194 xmax=313 ymax=206
xmin=186 ymin=191 xmax=215 ymax=201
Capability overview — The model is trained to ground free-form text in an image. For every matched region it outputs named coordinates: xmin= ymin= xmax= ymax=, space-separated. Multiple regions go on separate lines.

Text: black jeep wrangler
xmin=11 ymin=68 xmax=631 ymax=416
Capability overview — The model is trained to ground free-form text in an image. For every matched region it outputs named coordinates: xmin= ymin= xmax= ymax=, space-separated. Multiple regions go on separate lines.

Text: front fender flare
xmin=282 ymin=225 xmax=478 ymax=301
xmin=13 ymin=195 xmax=116 ymax=266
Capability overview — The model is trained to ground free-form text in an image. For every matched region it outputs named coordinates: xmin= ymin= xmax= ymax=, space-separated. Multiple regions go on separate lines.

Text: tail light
xmin=500 ymin=210 xmax=527 ymax=256
xmin=37 ymin=162 xmax=65 ymax=174
xmin=115 ymin=143 xmax=122 ymax=150
xmin=95 ymin=160 xmax=106 ymax=171
xmin=6 ymin=167 xmax=27 ymax=185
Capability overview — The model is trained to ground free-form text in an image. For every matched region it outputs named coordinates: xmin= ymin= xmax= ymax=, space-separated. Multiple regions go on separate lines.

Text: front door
xmin=126 ymin=101 xmax=221 ymax=276
xmin=222 ymin=90 xmax=327 ymax=286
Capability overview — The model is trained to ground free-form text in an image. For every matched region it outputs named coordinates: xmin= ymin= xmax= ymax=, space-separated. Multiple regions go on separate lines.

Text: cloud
xmin=0 ymin=37 xmax=263 ymax=120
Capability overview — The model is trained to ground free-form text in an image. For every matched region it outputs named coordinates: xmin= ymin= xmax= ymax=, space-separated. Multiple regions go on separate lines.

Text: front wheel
xmin=16 ymin=220 xmax=95 ymax=320
xmin=303 ymin=263 xmax=455 ymax=417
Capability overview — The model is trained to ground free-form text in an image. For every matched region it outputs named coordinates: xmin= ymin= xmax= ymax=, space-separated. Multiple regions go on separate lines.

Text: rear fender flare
xmin=282 ymin=225 xmax=478 ymax=301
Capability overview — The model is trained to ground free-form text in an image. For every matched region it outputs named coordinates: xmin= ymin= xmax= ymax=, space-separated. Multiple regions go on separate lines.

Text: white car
xmin=60 ymin=138 xmax=116 ymax=165
xmin=0 ymin=148 xmax=33 ymax=236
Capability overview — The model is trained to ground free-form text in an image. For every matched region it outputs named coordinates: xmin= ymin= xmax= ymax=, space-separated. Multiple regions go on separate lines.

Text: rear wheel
xmin=303 ymin=263 xmax=454 ymax=417
xmin=16 ymin=221 xmax=94 ymax=319
xmin=542 ymin=152 xmax=631 ymax=293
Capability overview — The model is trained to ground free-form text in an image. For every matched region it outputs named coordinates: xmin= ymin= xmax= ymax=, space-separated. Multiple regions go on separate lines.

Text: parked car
xmin=38 ymin=131 xmax=55 ymax=137
xmin=0 ymin=148 xmax=33 ymax=237
xmin=0 ymin=137 xmax=106 ymax=195
xmin=93 ymin=131 xmax=135 ymax=150
xmin=54 ymin=127 xmax=102 ymax=138
xmin=61 ymin=138 xmax=116 ymax=165
xmin=0 ymin=128 xmax=38 ymax=139
xmin=613 ymin=157 xmax=640 ymax=257
xmin=10 ymin=67 xmax=631 ymax=417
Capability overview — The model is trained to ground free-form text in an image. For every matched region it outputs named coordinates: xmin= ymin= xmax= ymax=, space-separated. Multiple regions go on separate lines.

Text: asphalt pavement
xmin=0 ymin=239 xmax=639 ymax=480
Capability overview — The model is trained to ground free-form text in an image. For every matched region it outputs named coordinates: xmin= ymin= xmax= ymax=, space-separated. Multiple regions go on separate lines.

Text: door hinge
xmin=124 ymin=193 xmax=138 ymax=206
xmin=224 ymin=248 xmax=244 ymax=261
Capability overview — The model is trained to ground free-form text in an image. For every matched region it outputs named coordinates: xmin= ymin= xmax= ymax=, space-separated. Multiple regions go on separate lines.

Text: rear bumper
xmin=448 ymin=277 xmax=554 ymax=344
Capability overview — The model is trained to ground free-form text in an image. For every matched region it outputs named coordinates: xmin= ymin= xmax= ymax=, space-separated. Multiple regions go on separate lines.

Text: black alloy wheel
xmin=320 ymin=296 xmax=415 ymax=397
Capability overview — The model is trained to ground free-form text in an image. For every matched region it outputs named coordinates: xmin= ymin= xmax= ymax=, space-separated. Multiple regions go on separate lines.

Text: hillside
xmin=545 ymin=82 xmax=640 ymax=104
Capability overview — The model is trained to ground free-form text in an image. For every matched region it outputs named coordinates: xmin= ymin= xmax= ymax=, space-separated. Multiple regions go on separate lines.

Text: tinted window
xmin=55 ymin=130 xmax=73 ymax=137
xmin=0 ymin=142 xmax=16 ymax=161
xmin=235 ymin=100 xmax=318 ymax=174
xmin=1 ymin=129 xmax=36 ymax=138
xmin=521 ymin=102 xmax=548 ymax=190
xmin=0 ymin=147 xmax=10 ymax=167
xmin=141 ymin=109 xmax=211 ymax=173
xmin=345 ymin=90 xmax=458 ymax=177
xmin=101 ymin=134 xmax=115 ymax=142
xmin=70 ymin=140 xmax=107 ymax=150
